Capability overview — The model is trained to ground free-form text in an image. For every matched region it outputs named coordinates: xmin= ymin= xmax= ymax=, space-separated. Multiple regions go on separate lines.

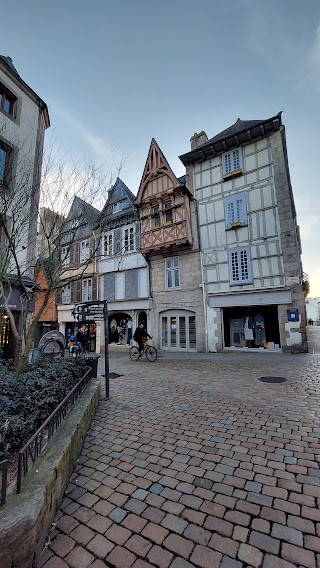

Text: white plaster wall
xmin=0 ymin=69 xmax=45 ymax=272
xmin=285 ymin=316 xmax=302 ymax=346
xmin=207 ymin=306 xmax=218 ymax=352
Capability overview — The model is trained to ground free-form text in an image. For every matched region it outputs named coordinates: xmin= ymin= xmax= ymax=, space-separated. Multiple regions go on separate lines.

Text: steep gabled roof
xmin=0 ymin=54 xmax=50 ymax=128
xmin=98 ymin=177 xmax=137 ymax=227
xmin=61 ymin=197 xmax=101 ymax=244
xmin=179 ymin=112 xmax=282 ymax=165
xmin=136 ymin=138 xmax=184 ymax=205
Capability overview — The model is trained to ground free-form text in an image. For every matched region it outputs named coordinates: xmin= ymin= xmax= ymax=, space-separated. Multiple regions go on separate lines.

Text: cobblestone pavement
xmin=41 ymin=340 xmax=320 ymax=567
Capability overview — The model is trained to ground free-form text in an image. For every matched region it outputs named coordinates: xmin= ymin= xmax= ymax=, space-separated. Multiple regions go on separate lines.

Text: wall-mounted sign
xmin=287 ymin=309 xmax=299 ymax=322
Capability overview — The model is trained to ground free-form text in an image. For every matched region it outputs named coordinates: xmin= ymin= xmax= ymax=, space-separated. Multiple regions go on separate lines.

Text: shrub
xmin=0 ymin=357 xmax=89 ymax=456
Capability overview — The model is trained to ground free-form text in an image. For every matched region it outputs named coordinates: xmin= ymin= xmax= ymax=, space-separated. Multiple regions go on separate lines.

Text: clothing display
xmin=243 ymin=316 xmax=254 ymax=341
xmin=254 ymin=313 xmax=265 ymax=346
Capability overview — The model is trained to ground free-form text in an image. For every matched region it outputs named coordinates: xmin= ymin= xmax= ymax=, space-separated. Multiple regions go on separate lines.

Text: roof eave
xmin=0 ymin=58 xmax=50 ymax=129
xmin=179 ymin=113 xmax=282 ymax=166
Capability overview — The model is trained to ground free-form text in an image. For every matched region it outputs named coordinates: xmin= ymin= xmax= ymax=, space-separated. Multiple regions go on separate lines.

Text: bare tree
xmin=0 ymin=126 xmax=120 ymax=374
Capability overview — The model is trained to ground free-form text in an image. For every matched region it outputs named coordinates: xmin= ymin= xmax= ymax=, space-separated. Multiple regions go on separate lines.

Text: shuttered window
xmin=104 ymin=272 xmax=115 ymax=301
xmin=222 ymin=148 xmax=243 ymax=177
xmin=125 ymin=269 xmax=138 ymax=299
xmin=228 ymin=247 xmax=252 ymax=285
xmin=113 ymin=228 xmax=122 ymax=255
xmin=224 ymin=192 xmax=247 ymax=229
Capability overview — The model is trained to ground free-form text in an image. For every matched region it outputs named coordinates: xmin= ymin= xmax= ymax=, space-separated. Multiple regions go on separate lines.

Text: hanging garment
xmin=254 ymin=314 xmax=265 ymax=346
xmin=244 ymin=317 xmax=254 ymax=341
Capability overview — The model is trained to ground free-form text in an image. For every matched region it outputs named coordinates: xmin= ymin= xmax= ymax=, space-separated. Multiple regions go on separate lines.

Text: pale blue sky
xmin=2 ymin=0 xmax=320 ymax=294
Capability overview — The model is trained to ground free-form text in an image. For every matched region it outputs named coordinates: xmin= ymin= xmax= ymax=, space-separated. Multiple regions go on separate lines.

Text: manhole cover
xmin=258 ymin=376 xmax=287 ymax=383
xmin=109 ymin=372 xmax=123 ymax=379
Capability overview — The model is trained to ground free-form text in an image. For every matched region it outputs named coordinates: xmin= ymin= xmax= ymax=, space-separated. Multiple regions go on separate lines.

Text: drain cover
xmin=258 ymin=376 xmax=287 ymax=383
xmin=109 ymin=372 xmax=123 ymax=379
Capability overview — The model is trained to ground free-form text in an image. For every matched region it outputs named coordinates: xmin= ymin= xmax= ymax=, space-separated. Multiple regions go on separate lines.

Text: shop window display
xmin=224 ymin=305 xmax=280 ymax=350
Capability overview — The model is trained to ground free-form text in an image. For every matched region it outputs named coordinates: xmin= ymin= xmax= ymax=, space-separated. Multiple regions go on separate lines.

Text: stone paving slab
xmin=41 ymin=351 xmax=320 ymax=567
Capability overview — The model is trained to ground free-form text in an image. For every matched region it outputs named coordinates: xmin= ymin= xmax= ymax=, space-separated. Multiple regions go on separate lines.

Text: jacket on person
xmin=133 ymin=327 xmax=151 ymax=344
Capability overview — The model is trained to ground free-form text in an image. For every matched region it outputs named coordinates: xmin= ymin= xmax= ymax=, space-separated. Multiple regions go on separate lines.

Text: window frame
xmin=222 ymin=148 xmax=243 ymax=179
xmin=104 ymin=232 xmax=113 ymax=256
xmin=82 ymin=278 xmax=92 ymax=302
xmin=62 ymin=283 xmax=71 ymax=304
xmin=224 ymin=192 xmax=248 ymax=230
xmin=228 ymin=247 xmax=252 ymax=285
xmin=0 ymin=84 xmax=17 ymax=118
xmin=61 ymin=246 xmax=70 ymax=267
xmin=80 ymin=239 xmax=90 ymax=263
xmin=152 ymin=205 xmax=160 ymax=228
xmin=112 ymin=201 xmax=123 ymax=214
xmin=163 ymin=201 xmax=173 ymax=224
xmin=124 ymin=226 xmax=135 ymax=253
xmin=0 ymin=140 xmax=12 ymax=186
xmin=165 ymin=256 xmax=180 ymax=290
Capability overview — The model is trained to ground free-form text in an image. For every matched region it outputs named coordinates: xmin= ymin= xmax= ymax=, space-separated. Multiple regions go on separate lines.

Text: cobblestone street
xmin=41 ymin=329 xmax=320 ymax=567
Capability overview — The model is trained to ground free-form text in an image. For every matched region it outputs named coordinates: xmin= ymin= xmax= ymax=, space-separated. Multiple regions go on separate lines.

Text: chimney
xmin=190 ymin=131 xmax=208 ymax=150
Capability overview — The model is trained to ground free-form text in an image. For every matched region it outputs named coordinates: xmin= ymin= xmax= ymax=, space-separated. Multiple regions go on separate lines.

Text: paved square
xmin=41 ymin=348 xmax=320 ymax=568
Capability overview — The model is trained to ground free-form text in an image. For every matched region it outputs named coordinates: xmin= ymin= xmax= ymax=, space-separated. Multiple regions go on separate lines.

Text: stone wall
xmin=0 ymin=379 xmax=100 ymax=568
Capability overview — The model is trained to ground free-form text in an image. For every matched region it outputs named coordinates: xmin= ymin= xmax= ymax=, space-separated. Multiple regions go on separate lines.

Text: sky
xmin=1 ymin=0 xmax=320 ymax=294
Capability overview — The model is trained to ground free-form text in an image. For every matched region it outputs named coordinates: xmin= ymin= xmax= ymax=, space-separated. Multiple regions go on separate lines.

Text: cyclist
xmin=133 ymin=323 xmax=152 ymax=356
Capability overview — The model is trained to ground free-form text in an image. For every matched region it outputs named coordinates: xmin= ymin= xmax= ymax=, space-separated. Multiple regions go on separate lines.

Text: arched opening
xmin=108 ymin=312 xmax=133 ymax=345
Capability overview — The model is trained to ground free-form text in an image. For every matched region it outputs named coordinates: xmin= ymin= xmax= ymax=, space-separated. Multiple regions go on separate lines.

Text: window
xmin=228 ymin=247 xmax=252 ymax=285
xmin=104 ymin=233 xmax=113 ymax=256
xmin=82 ymin=278 xmax=92 ymax=301
xmin=224 ymin=192 xmax=247 ymax=229
xmin=0 ymin=84 xmax=16 ymax=117
xmin=222 ymin=148 xmax=243 ymax=178
xmin=125 ymin=269 xmax=138 ymax=299
xmin=61 ymin=246 xmax=70 ymax=267
xmin=113 ymin=201 xmax=123 ymax=213
xmin=165 ymin=257 xmax=180 ymax=289
xmin=163 ymin=201 xmax=173 ymax=224
xmin=62 ymin=283 xmax=71 ymax=304
xmin=152 ymin=205 xmax=160 ymax=227
xmin=0 ymin=142 xmax=11 ymax=185
xmin=80 ymin=239 xmax=90 ymax=262
xmin=124 ymin=227 xmax=134 ymax=252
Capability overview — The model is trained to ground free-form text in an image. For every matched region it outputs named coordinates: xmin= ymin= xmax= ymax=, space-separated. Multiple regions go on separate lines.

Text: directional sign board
xmin=73 ymin=303 xmax=105 ymax=322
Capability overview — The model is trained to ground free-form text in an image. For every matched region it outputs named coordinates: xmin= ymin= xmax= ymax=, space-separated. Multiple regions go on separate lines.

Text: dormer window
xmin=71 ymin=219 xmax=80 ymax=229
xmin=113 ymin=201 xmax=123 ymax=213
xmin=222 ymin=148 xmax=243 ymax=179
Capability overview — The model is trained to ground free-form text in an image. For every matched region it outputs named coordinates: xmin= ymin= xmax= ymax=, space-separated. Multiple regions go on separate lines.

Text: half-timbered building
xmin=135 ymin=139 xmax=205 ymax=352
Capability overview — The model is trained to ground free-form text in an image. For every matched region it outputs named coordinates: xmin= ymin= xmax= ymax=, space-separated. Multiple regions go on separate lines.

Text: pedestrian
xmin=133 ymin=323 xmax=152 ymax=355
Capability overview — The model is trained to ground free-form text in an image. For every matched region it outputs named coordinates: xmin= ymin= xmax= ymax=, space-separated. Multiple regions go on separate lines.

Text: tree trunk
xmin=12 ymin=337 xmax=23 ymax=372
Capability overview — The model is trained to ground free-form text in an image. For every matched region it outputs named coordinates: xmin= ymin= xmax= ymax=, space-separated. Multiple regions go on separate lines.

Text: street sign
xmin=93 ymin=316 xmax=104 ymax=321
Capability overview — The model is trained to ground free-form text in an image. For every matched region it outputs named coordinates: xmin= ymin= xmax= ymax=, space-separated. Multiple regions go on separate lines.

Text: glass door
xmin=161 ymin=313 xmax=197 ymax=350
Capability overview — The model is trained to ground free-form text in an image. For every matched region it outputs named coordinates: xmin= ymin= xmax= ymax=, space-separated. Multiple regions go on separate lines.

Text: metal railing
xmin=16 ymin=367 xmax=92 ymax=494
xmin=0 ymin=459 xmax=8 ymax=505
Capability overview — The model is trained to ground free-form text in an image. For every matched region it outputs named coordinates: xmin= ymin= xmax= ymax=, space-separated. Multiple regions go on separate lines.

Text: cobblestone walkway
xmin=41 ymin=350 xmax=320 ymax=568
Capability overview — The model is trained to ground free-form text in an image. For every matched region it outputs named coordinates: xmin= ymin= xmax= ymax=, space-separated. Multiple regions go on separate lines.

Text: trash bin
xmin=82 ymin=355 xmax=100 ymax=378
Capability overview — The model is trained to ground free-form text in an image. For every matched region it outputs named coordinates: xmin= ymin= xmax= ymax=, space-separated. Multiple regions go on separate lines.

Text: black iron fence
xmin=0 ymin=367 xmax=92 ymax=503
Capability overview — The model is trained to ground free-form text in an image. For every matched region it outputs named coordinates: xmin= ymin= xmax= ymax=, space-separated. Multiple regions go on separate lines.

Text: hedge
xmin=0 ymin=357 xmax=88 ymax=456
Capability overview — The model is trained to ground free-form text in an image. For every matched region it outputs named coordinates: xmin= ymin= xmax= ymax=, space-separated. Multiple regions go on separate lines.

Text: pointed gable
xmin=99 ymin=177 xmax=137 ymax=227
xmin=136 ymin=139 xmax=181 ymax=205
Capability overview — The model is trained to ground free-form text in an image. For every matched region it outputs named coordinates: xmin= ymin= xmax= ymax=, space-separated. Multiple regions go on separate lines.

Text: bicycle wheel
xmin=146 ymin=346 xmax=157 ymax=362
xmin=129 ymin=346 xmax=140 ymax=361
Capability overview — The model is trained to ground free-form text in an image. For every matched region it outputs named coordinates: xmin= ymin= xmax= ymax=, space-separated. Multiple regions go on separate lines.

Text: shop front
xmin=160 ymin=310 xmax=197 ymax=351
xmin=207 ymin=288 xmax=295 ymax=352
xmin=223 ymin=305 xmax=280 ymax=350
xmin=0 ymin=282 xmax=36 ymax=360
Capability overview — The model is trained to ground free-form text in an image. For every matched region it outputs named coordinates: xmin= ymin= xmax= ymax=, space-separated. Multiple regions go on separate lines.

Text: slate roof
xmin=61 ymin=197 xmax=101 ymax=244
xmin=179 ymin=112 xmax=282 ymax=165
xmin=98 ymin=177 xmax=138 ymax=227
xmin=0 ymin=55 xmax=20 ymax=77
xmin=0 ymin=54 xmax=50 ymax=127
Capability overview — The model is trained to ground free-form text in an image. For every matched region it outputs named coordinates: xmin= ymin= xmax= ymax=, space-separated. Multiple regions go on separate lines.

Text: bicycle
xmin=129 ymin=341 xmax=157 ymax=362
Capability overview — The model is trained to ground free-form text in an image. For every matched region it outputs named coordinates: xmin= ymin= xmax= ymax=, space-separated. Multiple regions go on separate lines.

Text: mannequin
xmin=254 ymin=312 xmax=265 ymax=347
xmin=243 ymin=313 xmax=254 ymax=346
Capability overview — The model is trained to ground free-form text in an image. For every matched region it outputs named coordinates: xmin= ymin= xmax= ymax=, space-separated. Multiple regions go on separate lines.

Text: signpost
xmin=72 ymin=300 xmax=109 ymax=399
